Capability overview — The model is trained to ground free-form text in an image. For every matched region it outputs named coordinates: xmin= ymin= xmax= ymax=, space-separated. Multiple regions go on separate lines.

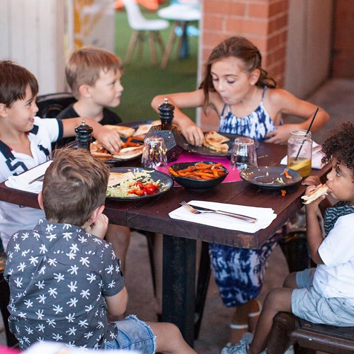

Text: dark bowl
xmin=169 ymin=161 xmax=228 ymax=191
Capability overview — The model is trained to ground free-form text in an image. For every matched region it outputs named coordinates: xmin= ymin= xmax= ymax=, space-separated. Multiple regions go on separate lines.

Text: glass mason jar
xmin=287 ymin=130 xmax=312 ymax=177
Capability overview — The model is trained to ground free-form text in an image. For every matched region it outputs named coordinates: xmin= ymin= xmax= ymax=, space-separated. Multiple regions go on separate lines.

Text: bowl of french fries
xmin=168 ymin=161 xmax=228 ymax=191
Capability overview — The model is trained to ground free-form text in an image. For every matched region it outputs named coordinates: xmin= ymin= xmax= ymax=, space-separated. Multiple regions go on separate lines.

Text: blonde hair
xmin=42 ymin=147 xmax=110 ymax=226
xmin=66 ymin=46 xmax=123 ymax=98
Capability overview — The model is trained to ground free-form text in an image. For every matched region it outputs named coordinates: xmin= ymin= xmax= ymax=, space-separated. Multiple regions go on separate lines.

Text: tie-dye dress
xmin=209 ymin=86 xmax=280 ymax=307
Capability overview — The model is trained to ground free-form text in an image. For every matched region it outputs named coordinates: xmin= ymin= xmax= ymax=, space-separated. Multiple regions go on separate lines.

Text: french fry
xmin=169 ymin=163 xmax=227 ymax=180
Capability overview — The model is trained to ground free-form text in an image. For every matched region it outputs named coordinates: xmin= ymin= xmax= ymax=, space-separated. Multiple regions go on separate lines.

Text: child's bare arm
xmin=305 ymin=186 xmax=325 ymax=264
xmin=265 ymin=89 xmax=329 ymax=144
xmin=151 ymin=91 xmax=205 ymax=146
xmin=105 ymin=287 xmax=128 ymax=316
xmin=61 ymin=117 xmax=123 ymax=153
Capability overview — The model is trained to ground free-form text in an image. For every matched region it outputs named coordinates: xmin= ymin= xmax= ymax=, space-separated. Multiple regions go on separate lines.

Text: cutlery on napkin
xmin=5 ymin=160 xmax=52 ymax=194
xmin=280 ymin=142 xmax=325 ymax=169
xmin=169 ymin=200 xmax=276 ymax=233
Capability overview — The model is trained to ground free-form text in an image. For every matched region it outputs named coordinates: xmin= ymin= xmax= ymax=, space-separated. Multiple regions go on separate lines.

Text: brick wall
xmin=199 ymin=0 xmax=289 ymax=129
xmin=332 ymin=0 xmax=354 ymax=78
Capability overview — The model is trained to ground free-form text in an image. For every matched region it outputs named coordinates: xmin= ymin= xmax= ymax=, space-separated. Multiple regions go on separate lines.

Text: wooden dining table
xmin=0 ymin=140 xmax=330 ymax=347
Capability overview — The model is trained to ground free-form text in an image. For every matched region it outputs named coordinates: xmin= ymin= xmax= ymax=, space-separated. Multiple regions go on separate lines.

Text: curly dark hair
xmin=321 ymin=122 xmax=354 ymax=180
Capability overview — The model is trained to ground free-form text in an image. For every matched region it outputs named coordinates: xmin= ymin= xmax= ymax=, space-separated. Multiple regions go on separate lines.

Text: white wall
xmin=284 ymin=0 xmax=333 ymax=98
xmin=0 ymin=0 xmax=115 ymax=96
xmin=0 ymin=0 xmax=67 ymax=95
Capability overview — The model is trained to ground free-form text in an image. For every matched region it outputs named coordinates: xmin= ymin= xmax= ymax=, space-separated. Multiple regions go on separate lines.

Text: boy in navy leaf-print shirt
xmin=5 ymin=148 xmax=197 ymax=354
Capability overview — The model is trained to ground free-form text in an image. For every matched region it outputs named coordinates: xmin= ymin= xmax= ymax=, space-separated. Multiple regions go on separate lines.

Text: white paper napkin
xmin=5 ymin=160 xmax=52 ymax=194
xmin=169 ymin=200 xmax=277 ymax=233
xmin=280 ymin=142 xmax=325 ymax=169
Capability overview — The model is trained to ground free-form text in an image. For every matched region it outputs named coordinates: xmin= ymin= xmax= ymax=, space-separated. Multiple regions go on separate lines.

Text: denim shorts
xmin=292 ymin=268 xmax=354 ymax=326
xmin=105 ymin=315 xmax=156 ymax=353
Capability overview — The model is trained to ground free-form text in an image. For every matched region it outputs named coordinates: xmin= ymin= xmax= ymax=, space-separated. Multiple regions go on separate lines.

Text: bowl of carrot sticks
xmin=168 ymin=161 xmax=228 ymax=191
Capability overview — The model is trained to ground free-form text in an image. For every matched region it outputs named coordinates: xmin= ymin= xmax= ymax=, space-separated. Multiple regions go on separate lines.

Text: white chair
xmin=123 ymin=0 xmax=169 ymax=65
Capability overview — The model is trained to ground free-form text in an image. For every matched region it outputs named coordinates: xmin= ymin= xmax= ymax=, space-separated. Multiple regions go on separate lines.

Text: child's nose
xmin=327 ymin=169 xmax=334 ymax=181
xmin=32 ymin=102 xmax=39 ymax=114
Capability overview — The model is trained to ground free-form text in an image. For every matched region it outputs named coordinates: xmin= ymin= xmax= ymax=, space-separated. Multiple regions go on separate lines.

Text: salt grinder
xmin=75 ymin=120 xmax=93 ymax=151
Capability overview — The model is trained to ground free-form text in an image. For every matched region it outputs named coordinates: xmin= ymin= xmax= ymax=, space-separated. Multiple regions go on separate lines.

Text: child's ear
xmin=87 ymin=205 xmax=105 ymax=224
xmin=0 ymin=104 xmax=8 ymax=118
xmin=250 ymin=69 xmax=260 ymax=85
xmin=38 ymin=192 xmax=44 ymax=210
xmin=78 ymin=84 xmax=93 ymax=98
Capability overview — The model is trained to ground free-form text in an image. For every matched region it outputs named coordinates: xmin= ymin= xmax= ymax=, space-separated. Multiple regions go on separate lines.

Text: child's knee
xmin=283 ymin=272 xmax=297 ymax=288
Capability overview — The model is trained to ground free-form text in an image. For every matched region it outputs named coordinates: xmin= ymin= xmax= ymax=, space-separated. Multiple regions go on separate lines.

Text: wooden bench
xmin=267 ymin=312 xmax=354 ymax=354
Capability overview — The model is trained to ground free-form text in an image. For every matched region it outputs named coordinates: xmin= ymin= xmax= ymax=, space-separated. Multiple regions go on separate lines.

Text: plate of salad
xmin=106 ymin=167 xmax=173 ymax=200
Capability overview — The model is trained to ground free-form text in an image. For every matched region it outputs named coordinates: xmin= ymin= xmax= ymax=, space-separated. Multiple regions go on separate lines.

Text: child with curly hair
xmin=222 ymin=121 xmax=354 ymax=354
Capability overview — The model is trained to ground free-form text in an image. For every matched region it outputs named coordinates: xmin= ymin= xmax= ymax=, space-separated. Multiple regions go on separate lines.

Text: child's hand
xmin=179 ymin=120 xmax=204 ymax=146
xmin=85 ymin=214 xmax=109 ymax=239
xmin=95 ymin=126 xmax=123 ymax=154
xmin=304 ymin=185 xmax=326 ymax=211
xmin=302 ymin=176 xmax=321 ymax=186
xmin=265 ymin=124 xmax=299 ymax=144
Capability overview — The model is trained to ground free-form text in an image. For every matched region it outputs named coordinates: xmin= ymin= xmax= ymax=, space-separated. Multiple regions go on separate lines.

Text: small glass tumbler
xmin=230 ymin=137 xmax=258 ymax=170
xmin=141 ymin=136 xmax=168 ymax=173
xmin=287 ymin=130 xmax=312 ymax=177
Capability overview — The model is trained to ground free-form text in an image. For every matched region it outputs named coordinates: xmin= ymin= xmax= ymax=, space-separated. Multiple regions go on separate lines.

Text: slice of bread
xmin=203 ymin=131 xmax=230 ymax=153
xmin=301 ymin=184 xmax=329 ymax=204
xmin=113 ymin=146 xmax=144 ymax=160
xmin=105 ymin=125 xmax=135 ymax=138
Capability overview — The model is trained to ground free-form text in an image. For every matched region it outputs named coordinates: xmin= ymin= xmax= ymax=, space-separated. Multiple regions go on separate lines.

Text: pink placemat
xmin=168 ymin=151 xmax=242 ymax=183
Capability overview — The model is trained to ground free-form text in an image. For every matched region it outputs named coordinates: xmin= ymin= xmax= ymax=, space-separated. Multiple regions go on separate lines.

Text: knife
xmin=28 ymin=174 xmax=45 ymax=184
xmin=189 ymin=204 xmax=258 ymax=223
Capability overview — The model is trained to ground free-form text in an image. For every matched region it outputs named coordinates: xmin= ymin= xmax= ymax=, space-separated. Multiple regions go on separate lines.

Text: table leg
xmin=162 ymin=235 xmax=196 ymax=347
xmin=177 ymin=21 xmax=189 ymax=59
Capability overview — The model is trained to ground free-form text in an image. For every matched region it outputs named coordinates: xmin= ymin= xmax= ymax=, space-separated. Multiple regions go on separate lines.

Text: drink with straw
xmin=287 ymin=130 xmax=312 ymax=177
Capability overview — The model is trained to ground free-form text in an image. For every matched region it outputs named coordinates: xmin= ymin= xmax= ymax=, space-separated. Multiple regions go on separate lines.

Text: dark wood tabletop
xmin=0 ymin=140 xmax=330 ymax=346
xmin=0 ymin=141 xmax=328 ymax=248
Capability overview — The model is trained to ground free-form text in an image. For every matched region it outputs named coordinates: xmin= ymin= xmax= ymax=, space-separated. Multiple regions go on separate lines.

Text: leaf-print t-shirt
xmin=4 ymin=219 xmax=124 ymax=350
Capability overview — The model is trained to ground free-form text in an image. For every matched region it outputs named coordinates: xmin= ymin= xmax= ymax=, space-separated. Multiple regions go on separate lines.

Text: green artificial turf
xmin=113 ymin=4 xmax=199 ymax=122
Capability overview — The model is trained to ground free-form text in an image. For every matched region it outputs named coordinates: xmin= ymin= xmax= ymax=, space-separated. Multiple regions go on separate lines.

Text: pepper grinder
xmin=145 ymin=99 xmax=184 ymax=162
xmin=75 ymin=120 xmax=93 ymax=151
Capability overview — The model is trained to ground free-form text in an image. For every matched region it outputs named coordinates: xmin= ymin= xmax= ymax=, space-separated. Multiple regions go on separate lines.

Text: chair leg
xmin=149 ymin=32 xmax=157 ymax=66
xmin=137 ymin=32 xmax=145 ymax=60
xmin=0 ymin=271 xmax=18 ymax=347
xmin=194 ymin=241 xmax=211 ymax=339
xmin=161 ymin=21 xmax=178 ymax=70
xmin=124 ymin=31 xmax=140 ymax=64
xmin=267 ymin=312 xmax=297 ymax=354
xmin=155 ymin=32 xmax=165 ymax=54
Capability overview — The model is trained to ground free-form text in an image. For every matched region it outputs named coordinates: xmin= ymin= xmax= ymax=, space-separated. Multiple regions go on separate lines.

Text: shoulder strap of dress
xmin=221 ymin=103 xmax=228 ymax=117
xmin=261 ymin=86 xmax=268 ymax=102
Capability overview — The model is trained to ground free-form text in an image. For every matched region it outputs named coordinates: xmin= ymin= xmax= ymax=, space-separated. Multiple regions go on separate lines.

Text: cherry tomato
xmin=145 ymin=186 xmax=156 ymax=195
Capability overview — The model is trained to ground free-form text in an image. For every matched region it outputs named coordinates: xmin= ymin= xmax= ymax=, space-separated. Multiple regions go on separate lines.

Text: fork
xmin=180 ymin=201 xmax=257 ymax=223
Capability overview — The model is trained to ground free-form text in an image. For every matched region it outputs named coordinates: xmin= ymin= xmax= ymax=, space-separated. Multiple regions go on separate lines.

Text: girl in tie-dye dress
xmin=151 ymin=36 xmax=329 ymax=345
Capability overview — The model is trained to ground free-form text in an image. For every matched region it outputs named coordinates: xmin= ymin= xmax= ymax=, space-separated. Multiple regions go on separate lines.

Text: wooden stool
xmin=267 ymin=312 xmax=354 ymax=354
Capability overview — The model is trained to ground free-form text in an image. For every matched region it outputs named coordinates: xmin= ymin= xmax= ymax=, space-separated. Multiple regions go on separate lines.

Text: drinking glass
xmin=287 ymin=130 xmax=312 ymax=177
xmin=230 ymin=137 xmax=258 ymax=170
xmin=141 ymin=136 xmax=168 ymax=173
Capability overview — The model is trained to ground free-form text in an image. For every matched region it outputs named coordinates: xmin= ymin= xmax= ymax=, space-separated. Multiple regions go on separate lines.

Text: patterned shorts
xmin=292 ymin=268 xmax=354 ymax=326
xmin=105 ymin=315 xmax=156 ymax=353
